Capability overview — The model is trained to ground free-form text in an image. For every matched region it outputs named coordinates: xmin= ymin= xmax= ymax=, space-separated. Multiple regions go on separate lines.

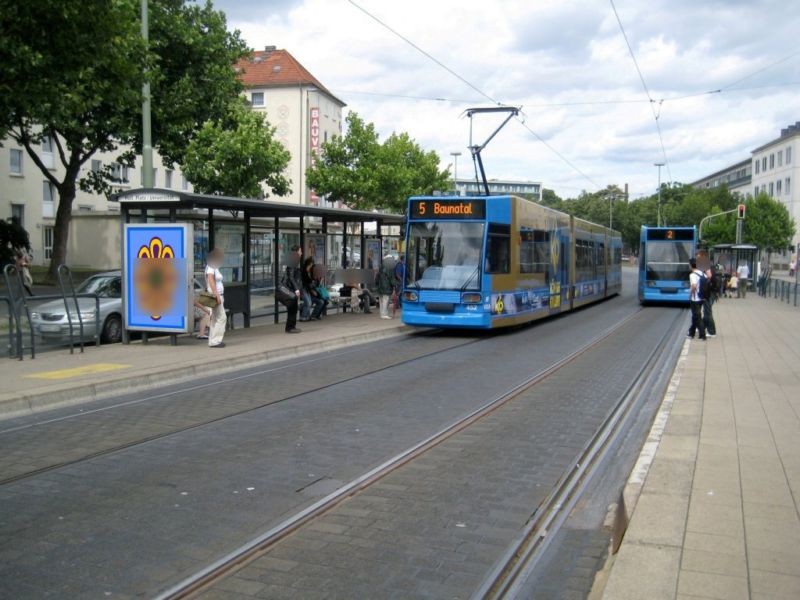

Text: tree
xmin=182 ymin=100 xmax=291 ymax=198
xmin=306 ymin=112 xmax=450 ymax=212
xmin=0 ymin=0 xmax=248 ymax=278
xmin=744 ymin=193 xmax=795 ymax=254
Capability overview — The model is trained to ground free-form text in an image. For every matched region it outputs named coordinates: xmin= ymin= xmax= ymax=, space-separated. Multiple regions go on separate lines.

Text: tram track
xmin=0 ymin=330 xmax=483 ymax=486
xmin=154 ymin=306 xmax=650 ymax=600
xmin=473 ymin=308 xmax=686 ymax=599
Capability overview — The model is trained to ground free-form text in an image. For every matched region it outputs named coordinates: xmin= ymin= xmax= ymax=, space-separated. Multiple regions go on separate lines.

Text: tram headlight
xmin=461 ymin=292 xmax=482 ymax=304
xmin=403 ymin=290 xmax=419 ymax=302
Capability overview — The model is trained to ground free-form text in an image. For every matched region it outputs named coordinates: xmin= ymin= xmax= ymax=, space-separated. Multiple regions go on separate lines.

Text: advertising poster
xmin=365 ymin=239 xmax=382 ymax=270
xmin=306 ymin=234 xmax=326 ymax=266
xmin=123 ymin=224 xmax=193 ymax=333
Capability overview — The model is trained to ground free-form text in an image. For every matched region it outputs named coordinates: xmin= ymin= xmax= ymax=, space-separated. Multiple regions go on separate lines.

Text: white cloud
xmin=214 ymin=0 xmax=799 ymax=198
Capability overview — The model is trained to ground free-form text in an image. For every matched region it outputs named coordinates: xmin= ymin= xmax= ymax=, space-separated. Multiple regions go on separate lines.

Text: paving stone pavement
xmin=0 ymin=295 xmax=643 ymax=598
xmin=194 ymin=309 xmax=680 ymax=600
xmin=602 ymin=295 xmax=800 ymax=600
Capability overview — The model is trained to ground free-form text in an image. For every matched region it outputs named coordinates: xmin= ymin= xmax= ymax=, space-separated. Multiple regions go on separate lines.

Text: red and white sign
xmin=309 ymin=107 xmax=320 ymax=205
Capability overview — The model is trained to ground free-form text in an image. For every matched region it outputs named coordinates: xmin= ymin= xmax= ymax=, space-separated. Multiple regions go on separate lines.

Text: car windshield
xmin=646 ymin=241 xmax=693 ymax=281
xmin=407 ymin=222 xmax=484 ymax=290
xmin=77 ymin=275 xmax=122 ymax=298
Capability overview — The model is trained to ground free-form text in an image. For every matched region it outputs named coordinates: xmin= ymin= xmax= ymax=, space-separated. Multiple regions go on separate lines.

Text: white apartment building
xmin=750 ymin=122 xmax=799 ymax=245
xmin=690 ymin=158 xmax=751 ymax=196
xmin=236 ymin=47 xmax=346 ymax=206
xmin=0 ymin=135 xmax=191 ymax=267
xmin=455 ymin=178 xmax=542 ymax=200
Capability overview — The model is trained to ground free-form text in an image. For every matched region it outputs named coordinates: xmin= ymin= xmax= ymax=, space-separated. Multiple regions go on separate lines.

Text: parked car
xmin=30 ymin=271 xmax=205 ymax=345
xmin=30 ymin=271 xmax=123 ymax=344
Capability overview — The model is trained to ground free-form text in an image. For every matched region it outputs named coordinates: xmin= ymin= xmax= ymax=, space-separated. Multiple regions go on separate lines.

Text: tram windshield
xmin=407 ymin=222 xmax=485 ymax=290
xmin=645 ymin=241 xmax=693 ymax=281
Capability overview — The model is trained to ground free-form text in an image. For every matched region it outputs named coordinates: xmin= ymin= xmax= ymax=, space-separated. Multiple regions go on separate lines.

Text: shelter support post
xmin=273 ymin=217 xmax=280 ymax=325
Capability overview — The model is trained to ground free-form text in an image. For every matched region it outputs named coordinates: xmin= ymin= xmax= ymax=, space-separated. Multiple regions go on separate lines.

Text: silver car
xmin=30 ymin=271 xmax=123 ymax=344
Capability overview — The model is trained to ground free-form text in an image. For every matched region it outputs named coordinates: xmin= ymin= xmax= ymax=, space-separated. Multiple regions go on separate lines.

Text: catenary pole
xmin=141 ymin=0 xmax=153 ymax=188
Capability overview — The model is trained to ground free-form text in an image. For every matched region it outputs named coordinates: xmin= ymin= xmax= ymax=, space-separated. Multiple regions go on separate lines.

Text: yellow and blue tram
xmin=401 ymin=195 xmax=622 ymax=329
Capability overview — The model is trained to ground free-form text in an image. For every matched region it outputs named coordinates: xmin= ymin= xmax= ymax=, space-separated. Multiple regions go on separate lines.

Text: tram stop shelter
xmin=114 ymin=189 xmax=405 ymax=331
xmin=711 ymin=243 xmax=759 ymax=288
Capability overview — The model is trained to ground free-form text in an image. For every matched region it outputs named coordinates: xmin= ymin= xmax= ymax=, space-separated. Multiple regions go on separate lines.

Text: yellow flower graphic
xmin=134 ymin=237 xmax=177 ymax=320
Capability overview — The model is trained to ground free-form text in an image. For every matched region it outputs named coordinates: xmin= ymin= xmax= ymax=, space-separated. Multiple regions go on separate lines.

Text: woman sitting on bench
xmin=340 ymin=282 xmax=374 ymax=314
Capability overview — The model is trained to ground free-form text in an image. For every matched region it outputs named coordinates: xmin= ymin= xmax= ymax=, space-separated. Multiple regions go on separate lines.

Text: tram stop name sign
xmin=123 ymin=223 xmax=194 ymax=333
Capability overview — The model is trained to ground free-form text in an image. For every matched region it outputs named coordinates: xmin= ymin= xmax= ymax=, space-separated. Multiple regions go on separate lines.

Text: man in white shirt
xmin=736 ymin=262 xmax=750 ymax=298
xmin=688 ymin=259 xmax=706 ymax=340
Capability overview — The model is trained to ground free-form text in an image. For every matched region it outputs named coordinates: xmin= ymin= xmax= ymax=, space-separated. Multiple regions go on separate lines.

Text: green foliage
xmin=0 ymin=0 xmax=248 ymax=276
xmin=0 ymin=218 xmax=31 ymax=266
xmin=306 ymin=112 xmax=450 ymax=212
xmin=182 ymin=100 xmax=291 ymax=198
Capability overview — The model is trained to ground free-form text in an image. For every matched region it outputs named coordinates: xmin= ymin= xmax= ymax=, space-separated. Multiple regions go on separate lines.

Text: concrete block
xmin=602 ymin=543 xmax=680 ymax=600
xmin=677 ymin=570 xmax=748 ymax=600
xmin=624 ymin=492 xmax=688 ymax=547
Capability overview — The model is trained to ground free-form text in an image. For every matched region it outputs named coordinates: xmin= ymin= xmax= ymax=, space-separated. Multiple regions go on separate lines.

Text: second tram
xmin=637 ymin=225 xmax=697 ymax=305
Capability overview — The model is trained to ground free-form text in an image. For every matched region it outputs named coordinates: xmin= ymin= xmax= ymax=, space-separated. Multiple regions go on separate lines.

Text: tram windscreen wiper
xmin=460 ymin=266 xmax=480 ymax=291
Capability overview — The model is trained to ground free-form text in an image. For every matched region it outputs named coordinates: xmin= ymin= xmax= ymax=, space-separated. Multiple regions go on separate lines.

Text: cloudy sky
xmin=213 ymin=0 xmax=799 ymax=199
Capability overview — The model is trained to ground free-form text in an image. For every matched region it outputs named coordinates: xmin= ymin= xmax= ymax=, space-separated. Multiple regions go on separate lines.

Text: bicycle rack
xmin=57 ymin=265 xmax=84 ymax=354
xmin=2 ymin=265 xmax=34 ymax=360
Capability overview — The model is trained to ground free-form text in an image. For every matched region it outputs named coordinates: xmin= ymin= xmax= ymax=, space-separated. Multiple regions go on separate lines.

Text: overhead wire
xmin=609 ymin=0 xmax=672 ymax=182
xmin=346 ymin=0 xmax=602 ymax=190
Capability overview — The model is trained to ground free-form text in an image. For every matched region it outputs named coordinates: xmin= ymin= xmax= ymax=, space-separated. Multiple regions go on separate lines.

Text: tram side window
xmin=485 ymin=224 xmax=510 ymax=274
xmin=576 ymin=239 xmax=596 ymax=281
xmin=519 ymin=230 xmax=549 ymax=274
xmin=597 ymin=243 xmax=605 ymax=274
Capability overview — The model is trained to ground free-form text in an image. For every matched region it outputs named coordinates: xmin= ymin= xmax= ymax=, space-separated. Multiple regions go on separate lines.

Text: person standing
xmin=282 ymin=245 xmax=303 ymax=334
xmin=394 ymin=254 xmax=406 ymax=306
xmin=703 ymin=268 xmax=717 ymax=338
xmin=687 ymin=259 xmax=706 ymax=340
xmin=376 ymin=256 xmax=395 ymax=319
xmin=736 ymin=262 xmax=750 ymax=298
xmin=205 ymin=248 xmax=227 ymax=348
xmin=15 ymin=250 xmax=34 ymax=296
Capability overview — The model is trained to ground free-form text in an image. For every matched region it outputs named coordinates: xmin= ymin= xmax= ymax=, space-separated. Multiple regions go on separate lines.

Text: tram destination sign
xmin=409 ymin=199 xmax=486 ymax=220
xmin=646 ymin=228 xmax=694 ymax=241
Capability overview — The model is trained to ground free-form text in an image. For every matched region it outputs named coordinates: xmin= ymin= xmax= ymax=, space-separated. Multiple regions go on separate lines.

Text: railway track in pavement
xmin=155 ymin=306 xmax=675 ymax=599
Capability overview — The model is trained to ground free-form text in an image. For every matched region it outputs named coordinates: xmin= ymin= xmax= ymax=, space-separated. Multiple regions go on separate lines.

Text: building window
xmin=762 ymin=157 xmax=767 ymax=171
xmin=754 ymin=160 xmax=760 ymax=174
xmin=787 ymin=177 xmax=791 ymax=195
xmin=165 ymin=169 xmax=173 ymax=188
xmin=769 ymin=182 xmax=774 ymax=196
xmin=777 ymin=179 xmax=782 ymax=195
xmin=787 ymin=147 xmax=793 ymax=164
xmin=43 ymin=226 xmax=54 ymax=260
xmin=251 ymin=92 xmax=264 ymax=106
xmin=11 ymin=204 xmax=24 ymax=228
xmin=778 ymin=150 xmax=783 ymax=167
xmin=181 ymin=175 xmax=189 ymax=191
xmin=42 ymin=135 xmax=54 ymax=153
xmin=42 ymin=180 xmax=56 ymax=218
xmin=111 ymin=163 xmax=129 ymax=183
xmin=10 ymin=149 xmax=23 ymax=174
xmin=78 ymin=205 xmax=93 ymax=213
xmin=91 ymin=159 xmax=102 ymax=173
xmin=770 ymin=154 xmax=775 ymax=169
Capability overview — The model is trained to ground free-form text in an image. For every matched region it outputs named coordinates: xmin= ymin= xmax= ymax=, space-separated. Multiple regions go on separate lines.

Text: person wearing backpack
xmin=687 ymin=259 xmax=706 ymax=340
xmin=702 ymin=268 xmax=717 ymax=338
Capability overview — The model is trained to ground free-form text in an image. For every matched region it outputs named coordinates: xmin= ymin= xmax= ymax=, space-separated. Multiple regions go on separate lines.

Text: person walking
xmin=736 ymin=262 xmax=750 ymax=298
xmin=394 ymin=254 xmax=406 ymax=307
xmin=282 ymin=245 xmax=303 ymax=334
xmin=205 ymin=248 xmax=227 ymax=348
xmin=376 ymin=256 xmax=395 ymax=319
xmin=14 ymin=250 xmax=34 ymax=296
xmin=687 ymin=259 xmax=706 ymax=340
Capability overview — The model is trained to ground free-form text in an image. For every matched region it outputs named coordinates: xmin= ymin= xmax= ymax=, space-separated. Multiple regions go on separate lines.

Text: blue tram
xmin=637 ymin=226 xmax=696 ymax=305
xmin=401 ymin=195 xmax=622 ymax=329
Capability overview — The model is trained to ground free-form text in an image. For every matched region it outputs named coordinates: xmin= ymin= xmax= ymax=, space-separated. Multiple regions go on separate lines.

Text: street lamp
xmin=450 ymin=151 xmax=462 ymax=195
xmin=654 ymin=162 xmax=665 ymax=226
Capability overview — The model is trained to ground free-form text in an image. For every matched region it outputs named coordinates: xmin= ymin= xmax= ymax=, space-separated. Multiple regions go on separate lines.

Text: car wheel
xmin=101 ymin=314 xmax=122 ymax=344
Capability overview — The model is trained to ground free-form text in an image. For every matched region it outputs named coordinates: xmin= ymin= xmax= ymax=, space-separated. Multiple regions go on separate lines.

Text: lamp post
xmin=654 ymin=162 xmax=665 ymax=226
xmin=141 ymin=0 xmax=153 ymax=188
xmin=450 ymin=151 xmax=462 ymax=195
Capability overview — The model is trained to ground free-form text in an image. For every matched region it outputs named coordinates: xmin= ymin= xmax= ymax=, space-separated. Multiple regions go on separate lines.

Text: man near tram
xmin=687 ymin=259 xmax=706 ymax=340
